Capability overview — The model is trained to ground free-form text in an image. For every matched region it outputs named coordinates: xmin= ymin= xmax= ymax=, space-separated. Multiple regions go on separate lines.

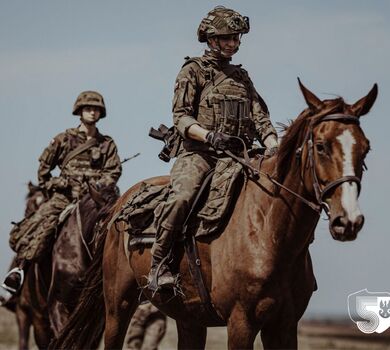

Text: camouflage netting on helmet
xmin=72 ymin=90 xmax=106 ymax=118
xmin=197 ymin=6 xmax=250 ymax=43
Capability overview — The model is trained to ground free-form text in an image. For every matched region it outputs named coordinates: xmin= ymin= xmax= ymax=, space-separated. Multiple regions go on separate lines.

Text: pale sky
xmin=0 ymin=0 xmax=389 ymax=317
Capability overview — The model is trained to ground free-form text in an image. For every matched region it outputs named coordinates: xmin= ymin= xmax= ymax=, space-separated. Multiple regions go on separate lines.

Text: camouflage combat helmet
xmin=72 ymin=91 xmax=106 ymax=118
xmin=197 ymin=6 xmax=250 ymax=43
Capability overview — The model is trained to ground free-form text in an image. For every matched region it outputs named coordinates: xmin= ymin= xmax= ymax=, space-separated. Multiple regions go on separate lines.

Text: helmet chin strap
xmin=209 ymin=37 xmax=240 ymax=58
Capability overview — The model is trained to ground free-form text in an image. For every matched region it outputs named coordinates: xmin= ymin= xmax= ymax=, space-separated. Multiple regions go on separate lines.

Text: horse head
xmin=296 ymin=79 xmax=377 ymax=241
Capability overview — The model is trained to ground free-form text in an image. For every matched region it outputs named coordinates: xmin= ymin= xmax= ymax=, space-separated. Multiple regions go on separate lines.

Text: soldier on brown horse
xmin=147 ymin=6 xmax=279 ymax=290
xmin=52 ymin=78 xmax=377 ymax=350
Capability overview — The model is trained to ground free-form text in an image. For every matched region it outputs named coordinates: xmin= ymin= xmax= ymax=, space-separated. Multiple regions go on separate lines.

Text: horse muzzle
xmin=329 ymin=213 xmax=364 ymax=241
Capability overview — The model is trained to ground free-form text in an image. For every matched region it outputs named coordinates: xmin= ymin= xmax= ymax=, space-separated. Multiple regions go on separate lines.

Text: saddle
xmin=113 ymin=156 xmax=244 ymax=245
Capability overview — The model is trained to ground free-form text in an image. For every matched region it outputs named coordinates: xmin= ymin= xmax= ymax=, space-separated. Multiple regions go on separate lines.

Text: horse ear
xmin=27 ymin=181 xmax=34 ymax=191
xmin=350 ymin=83 xmax=378 ymax=117
xmin=298 ymin=78 xmax=324 ymax=113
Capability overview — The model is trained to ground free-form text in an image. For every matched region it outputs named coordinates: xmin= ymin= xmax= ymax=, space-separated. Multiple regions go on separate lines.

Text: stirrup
xmin=2 ymin=267 xmax=24 ymax=294
xmin=147 ymin=255 xmax=175 ymax=292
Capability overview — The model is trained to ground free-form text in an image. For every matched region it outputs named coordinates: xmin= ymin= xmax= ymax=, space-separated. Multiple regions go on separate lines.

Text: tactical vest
xmin=61 ymin=131 xmax=110 ymax=199
xmin=185 ymin=57 xmax=256 ymax=146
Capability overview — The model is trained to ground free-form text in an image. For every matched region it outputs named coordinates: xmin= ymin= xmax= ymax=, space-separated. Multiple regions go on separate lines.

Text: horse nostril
xmin=354 ymin=214 xmax=365 ymax=231
xmin=331 ymin=216 xmax=348 ymax=229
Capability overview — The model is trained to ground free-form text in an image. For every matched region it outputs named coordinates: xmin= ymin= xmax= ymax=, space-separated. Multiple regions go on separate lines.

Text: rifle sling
xmin=62 ymin=138 xmax=98 ymax=167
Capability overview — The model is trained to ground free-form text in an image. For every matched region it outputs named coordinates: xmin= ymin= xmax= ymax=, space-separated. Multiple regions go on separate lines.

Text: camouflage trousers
xmin=152 ymin=151 xmax=217 ymax=260
xmin=9 ymin=192 xmax=71 ymax=262
xmin=125 ymin=302 xmax=167 ymax=350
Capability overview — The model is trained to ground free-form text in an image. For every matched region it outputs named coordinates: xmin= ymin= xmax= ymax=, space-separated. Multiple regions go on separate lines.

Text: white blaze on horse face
xmin=336 ymin=130 xmax=362 ymax=221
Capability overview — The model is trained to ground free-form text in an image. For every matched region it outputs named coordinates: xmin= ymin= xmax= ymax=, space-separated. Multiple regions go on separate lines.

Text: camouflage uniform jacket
xmin=173 ymin=50 xmax=277 ymax=152
xmin=38 ymin=127 xmax=122 ymax=199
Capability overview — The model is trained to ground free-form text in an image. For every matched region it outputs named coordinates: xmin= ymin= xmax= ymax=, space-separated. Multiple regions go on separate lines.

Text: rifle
xmin=121 ymin=152 xmax=141 ymax=164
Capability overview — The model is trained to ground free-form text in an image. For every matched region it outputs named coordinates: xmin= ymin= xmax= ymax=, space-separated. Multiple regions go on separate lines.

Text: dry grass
xmin=2 ymin=307 xmax=390 ymax=350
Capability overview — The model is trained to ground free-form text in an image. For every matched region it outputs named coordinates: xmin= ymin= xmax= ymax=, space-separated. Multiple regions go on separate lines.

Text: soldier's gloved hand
xmin=205 ymin=131 xmax=241 ymax=151
xmin=264 ymin=147 xmax=278 ymax=158
xmin=263 ymin=134 xmax=279 ymax=158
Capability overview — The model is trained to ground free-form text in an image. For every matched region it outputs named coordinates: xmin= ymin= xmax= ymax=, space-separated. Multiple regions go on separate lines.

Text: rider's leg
xmin=148 ymin=152 xmax=216 ymax=289
xmin=2 ymin=192 xmax=70 ymax=297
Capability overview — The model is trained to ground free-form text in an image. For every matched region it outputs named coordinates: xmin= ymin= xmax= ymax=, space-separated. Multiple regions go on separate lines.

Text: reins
xmin=226 ymin=113 xmax=362 ymax=217
xmin=76 ymin=202 xmax=93 ymax=261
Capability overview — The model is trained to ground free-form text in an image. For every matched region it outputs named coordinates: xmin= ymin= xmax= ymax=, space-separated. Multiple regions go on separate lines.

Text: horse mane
xmin=276 ymin=97 xmax=349 ymax=183
xmin=78 ymin=184 xmax=120 ymax=238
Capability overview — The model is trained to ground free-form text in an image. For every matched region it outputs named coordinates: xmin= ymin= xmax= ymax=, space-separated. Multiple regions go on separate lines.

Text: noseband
xmin=296 ymin=113 xmax=362 ymax=217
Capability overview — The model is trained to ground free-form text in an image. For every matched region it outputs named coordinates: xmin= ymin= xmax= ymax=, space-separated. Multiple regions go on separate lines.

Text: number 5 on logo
xmin=348 ymin=289 xmax=390 ymax=334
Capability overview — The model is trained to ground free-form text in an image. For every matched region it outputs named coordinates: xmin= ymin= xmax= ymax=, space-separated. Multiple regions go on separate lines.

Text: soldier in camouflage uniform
xmin=1 ymin=91 xmax=121 ymax=298
xmin=125 ymin=302 xmax=167 ymax=350
xmin=148 ymin=6 xmax=278 ymax=290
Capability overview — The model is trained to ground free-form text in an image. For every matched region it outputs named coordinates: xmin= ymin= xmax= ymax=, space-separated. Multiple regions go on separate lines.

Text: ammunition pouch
xmin=149 ymin=124 xmax=181 ymax=162
xmin=214 ymin=98 xmax=256 ymax=146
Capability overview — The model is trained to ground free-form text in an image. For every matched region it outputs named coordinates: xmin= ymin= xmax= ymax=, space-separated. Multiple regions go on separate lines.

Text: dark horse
xmin=2 ymin=182 xmax=46 ymax=350
xmin=54 ymin=81 xmax=377 ymax=350
xmin=3 ymin=183 xmax=118 ymax=349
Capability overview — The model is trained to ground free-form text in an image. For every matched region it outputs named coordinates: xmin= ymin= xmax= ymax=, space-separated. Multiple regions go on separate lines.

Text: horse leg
xmin=227 ymin=307 xmax=257 ymax=350
xmin=103 ymin=229 xmax=139 ymax=349
xmin=260 ymin=321 xmax=298 ymax=350
xmin=15 ymin=305 xmax=31 ymax=350
xmin=31 ymin=316 xmax=52 ymax=350
xmin=176 ymin=320 xmax=207 ymax=350
xmin=47 ymin=298 xmax=70 ymax=337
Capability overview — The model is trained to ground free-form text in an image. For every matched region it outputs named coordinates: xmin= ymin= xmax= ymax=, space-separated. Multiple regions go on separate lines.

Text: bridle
xmin=295 ymin=113 xmax=362 ymax=217
xmin=226 ymin=113 xmax=363 ymax=218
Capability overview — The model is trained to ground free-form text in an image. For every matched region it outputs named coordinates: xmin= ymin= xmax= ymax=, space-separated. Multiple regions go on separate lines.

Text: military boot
xmin=147 ymin=257 xmax=176 ymax=291
xmin=147 ymin=228 xmax=176 ymax=291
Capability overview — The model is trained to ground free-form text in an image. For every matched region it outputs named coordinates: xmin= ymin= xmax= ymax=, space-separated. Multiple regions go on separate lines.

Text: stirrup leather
xmin=2 ymin=267 xmax=24 ymax=294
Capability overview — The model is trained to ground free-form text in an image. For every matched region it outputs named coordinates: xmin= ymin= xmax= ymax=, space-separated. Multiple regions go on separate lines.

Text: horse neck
xmin=55 ymin=198 xmax=99 ymax=262
xmin=78 ymin=198 xmax=100 ymax=236
xmin=240 ymin=160 xmax=320 ymax=260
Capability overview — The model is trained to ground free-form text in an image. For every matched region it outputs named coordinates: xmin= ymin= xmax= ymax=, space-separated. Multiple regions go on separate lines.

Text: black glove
xmin=205 ymin=131 xmax=242 ymax=151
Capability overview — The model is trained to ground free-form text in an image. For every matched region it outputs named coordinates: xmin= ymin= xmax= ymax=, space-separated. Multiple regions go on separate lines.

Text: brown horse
xmin=53 ymin=80 xmax=377 ymax=350
xmin=3 ymin=183 xmax=118 ymax=350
